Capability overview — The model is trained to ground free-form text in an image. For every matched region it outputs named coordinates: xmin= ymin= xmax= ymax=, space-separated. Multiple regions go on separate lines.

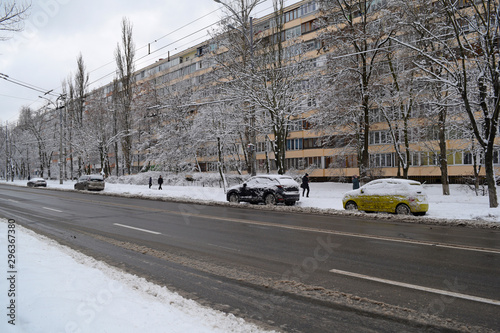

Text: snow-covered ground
xmin=1 ymin=175 xmax=499 ymax=332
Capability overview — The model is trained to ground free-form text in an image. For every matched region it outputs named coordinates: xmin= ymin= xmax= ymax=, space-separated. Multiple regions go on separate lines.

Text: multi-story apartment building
xmin=90 ymin=0 xmax=500 ymax=184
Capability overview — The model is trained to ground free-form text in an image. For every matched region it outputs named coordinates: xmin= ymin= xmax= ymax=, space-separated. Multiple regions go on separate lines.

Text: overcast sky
xmin=0 ymin=0 xmax=300 ymax=124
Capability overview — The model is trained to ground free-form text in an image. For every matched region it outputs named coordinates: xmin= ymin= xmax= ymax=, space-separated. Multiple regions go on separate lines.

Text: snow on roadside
xmin=0 ymin=220 xmax=276 ymax=333
xmin=5 ymin=174 xmax=499 ymax=225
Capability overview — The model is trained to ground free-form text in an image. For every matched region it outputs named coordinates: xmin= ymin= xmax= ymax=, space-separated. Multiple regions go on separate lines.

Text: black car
xmin=226 ymin=175 xmax=300 ymax=206
xmin=74 ymin=174 xmax=105 ymax=191
xmin=27 ymin=178 xmax=47 ymax=188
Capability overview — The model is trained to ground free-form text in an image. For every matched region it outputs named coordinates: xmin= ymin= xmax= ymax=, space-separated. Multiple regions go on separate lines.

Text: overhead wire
xmin=0 ymin=74 xmax=59 ymax=97
xmin=87 ymin=0 xmax=298 ymax=88
xmin=2 ymin=0 xmax=299 ymax=108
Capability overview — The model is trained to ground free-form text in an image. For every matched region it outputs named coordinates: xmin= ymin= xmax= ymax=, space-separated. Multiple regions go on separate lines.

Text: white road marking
xmin=207 ymin=243 xmax=240 ymax=252
xmin=0 ymin=198 xmax=19 ymax=203
xmin=114 ymin=223 xmax=161 ymax=235
xmin=43 ymin=207 xmax=63 ymax=213
xmin=158 ymin=210 xmax=500 ymax=255
xmin=329 ymin=268 xmax=500 ymax=306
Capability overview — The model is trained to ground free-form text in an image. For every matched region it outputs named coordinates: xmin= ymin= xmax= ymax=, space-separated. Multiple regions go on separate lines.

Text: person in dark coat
xmin=301 ymin=173 xmax=310 ymax=197
xmin=148 ymin=177 xmax=152 ymax=189
xmin=158 ymin=175 xmax=163 ymax=190
xmin=352 ymin=175 xmax=360 ymax=190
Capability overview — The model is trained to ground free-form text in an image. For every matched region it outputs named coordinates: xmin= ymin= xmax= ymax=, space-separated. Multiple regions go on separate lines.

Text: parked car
xmin=27 ymin=178 xmax=47 ymax=188
xmin=74 ymin=174 xmax=105 ymax=191
xmin=226 ymin=175 xmax=300 ymax=206
xmin=342 ymin=178 xmax=428 ymax=215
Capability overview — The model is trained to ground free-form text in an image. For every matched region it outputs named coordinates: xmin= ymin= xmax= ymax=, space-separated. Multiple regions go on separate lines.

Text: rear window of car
xmin=278 ymin=178 xmax=298 ymax=186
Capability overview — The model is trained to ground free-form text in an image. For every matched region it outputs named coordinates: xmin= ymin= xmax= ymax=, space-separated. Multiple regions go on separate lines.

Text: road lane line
xmin=24 ymin=192 xmax=500 ymax=255
xmin=0 ymin=198 xmax=20 ymax=203
xmin=154 ymin=209 xmax=500 ymax=255
xmin=207 ymin=243 xmax=240 ymax=252
xmin=43 ymin=207 xmax=63 ymax=213
xmin=329 ymin=268 xmax=500 ymax=306
xmin=114 ymin=223 xmax=161 ymax=235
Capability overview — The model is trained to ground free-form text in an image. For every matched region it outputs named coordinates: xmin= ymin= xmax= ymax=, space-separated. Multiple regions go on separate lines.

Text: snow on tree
xmin=0 ymin=1 xmax=30 ymax=41
xmin=393 ymin=0 xmax=500 ymax=207
xmin=314 ymin=0 xmax=397 ymax=182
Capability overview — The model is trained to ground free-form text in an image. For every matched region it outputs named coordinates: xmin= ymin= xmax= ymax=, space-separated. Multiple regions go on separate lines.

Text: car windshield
xmin=276 ymin=177 xmax=297 ymax=186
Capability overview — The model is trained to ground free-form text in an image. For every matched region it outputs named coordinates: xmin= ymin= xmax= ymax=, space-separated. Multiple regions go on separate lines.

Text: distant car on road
xmin=27 ymin=178 xmax=47 ymax=188
xmin=342 ymin=178 xmax=428 ymax=215
xmin=226 ymin=175 xmax=300 ymax=206
xmin=74 ymin=174 xmax=105 ymax=191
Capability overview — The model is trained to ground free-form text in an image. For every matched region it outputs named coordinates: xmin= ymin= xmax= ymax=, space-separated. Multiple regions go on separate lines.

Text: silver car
xmin=74 ymin=174 xmax=105 ymax=191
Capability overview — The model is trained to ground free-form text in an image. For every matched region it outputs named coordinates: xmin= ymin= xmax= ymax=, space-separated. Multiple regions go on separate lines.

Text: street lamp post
xmin=214 ymin=0 xmax=257 ymax=176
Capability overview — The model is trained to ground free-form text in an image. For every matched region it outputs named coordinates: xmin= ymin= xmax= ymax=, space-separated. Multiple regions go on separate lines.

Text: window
xmin=301 ymin=20 xmax=318 ymax=34
xmin=303 ymin=138 xmax=323 ymax=149
xmin=464 ymin=152 xmax=473 ymax=165
xmin=286 ymin=25 xmax=301 ymax=40
xmin=288 ymin=120 xmax=303 ymax=132
xmin=370 ymin=153 xmax=394 ymax=167
xmin=369 ymin=130 xmax=390 ymax=145
xmin=304 ymin=39 xmax=321 ymax=52
xmin=286 ymin=138 xmax=303 ymax=150
xmin=306 ymin=156 xmax=322 ymax=168
xmin=286 ymin=158 xmax=306 ymax=170
xmin=284 ymin=7 xmax=300 ymax=23
xmin=301 ymin=1 xmax=317 ymax=16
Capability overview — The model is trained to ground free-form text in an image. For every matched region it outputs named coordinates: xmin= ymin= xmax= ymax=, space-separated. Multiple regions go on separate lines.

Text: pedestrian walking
xmin=301 ymin=173 xmax=310 ymax=197
xmin=158 ymin=175 xmax=163 ymax=190
xmin=148 ymin=177 xmax=152 ymax=189
xmin=352 ymin=175 xmax=360 ymax=190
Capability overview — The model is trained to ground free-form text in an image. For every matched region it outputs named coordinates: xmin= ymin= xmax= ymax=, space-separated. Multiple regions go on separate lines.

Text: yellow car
xmin=342 ymin=178 xmax=429 ymax=216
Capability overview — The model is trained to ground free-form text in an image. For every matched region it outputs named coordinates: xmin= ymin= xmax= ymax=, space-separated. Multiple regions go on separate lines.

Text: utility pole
xmin=57 ymin=94 xmax=65 ymax=184
xmin=4 ymin=122 xmax=8 ymax=181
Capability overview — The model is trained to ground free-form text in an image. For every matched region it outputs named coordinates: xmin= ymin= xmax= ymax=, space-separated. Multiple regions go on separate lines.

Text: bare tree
xmin=17 ymin=106 xmax=54 ymax=178
xmin=316 ymin=0 xmax=396 ymax=182
xmin=115 ymin=17 xmax=136 ymax=175
xmin=0 ymin=1 xmax=30 ymax=41
xmin=70 ymin=53 xmax=89 ymax=176
xmin=212 ymin=0 xmax=310 ymax=175
xmin=140 ymin=83 xmax=199 ymax=174
xmin=396 ymin=0 xmax=500 ymax=207
xmin=210 ymin=0 xmax=260 ymax=175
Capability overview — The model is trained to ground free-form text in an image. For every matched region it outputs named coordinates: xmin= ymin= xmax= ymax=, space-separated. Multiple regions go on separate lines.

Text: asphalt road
xmin=0 ymin=183 xmax=499 ymax=332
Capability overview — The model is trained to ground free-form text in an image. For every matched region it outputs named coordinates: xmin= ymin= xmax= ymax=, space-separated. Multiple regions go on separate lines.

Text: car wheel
xmin=396 ymin=203 xmax=411 ymax=215
xmin=264 ymin=194 xmax=276 ymax=205
xmin=228 ymin=193 xmax=239 ymax=203
xmin=345 ymin=201 xmax=358 ymax=211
